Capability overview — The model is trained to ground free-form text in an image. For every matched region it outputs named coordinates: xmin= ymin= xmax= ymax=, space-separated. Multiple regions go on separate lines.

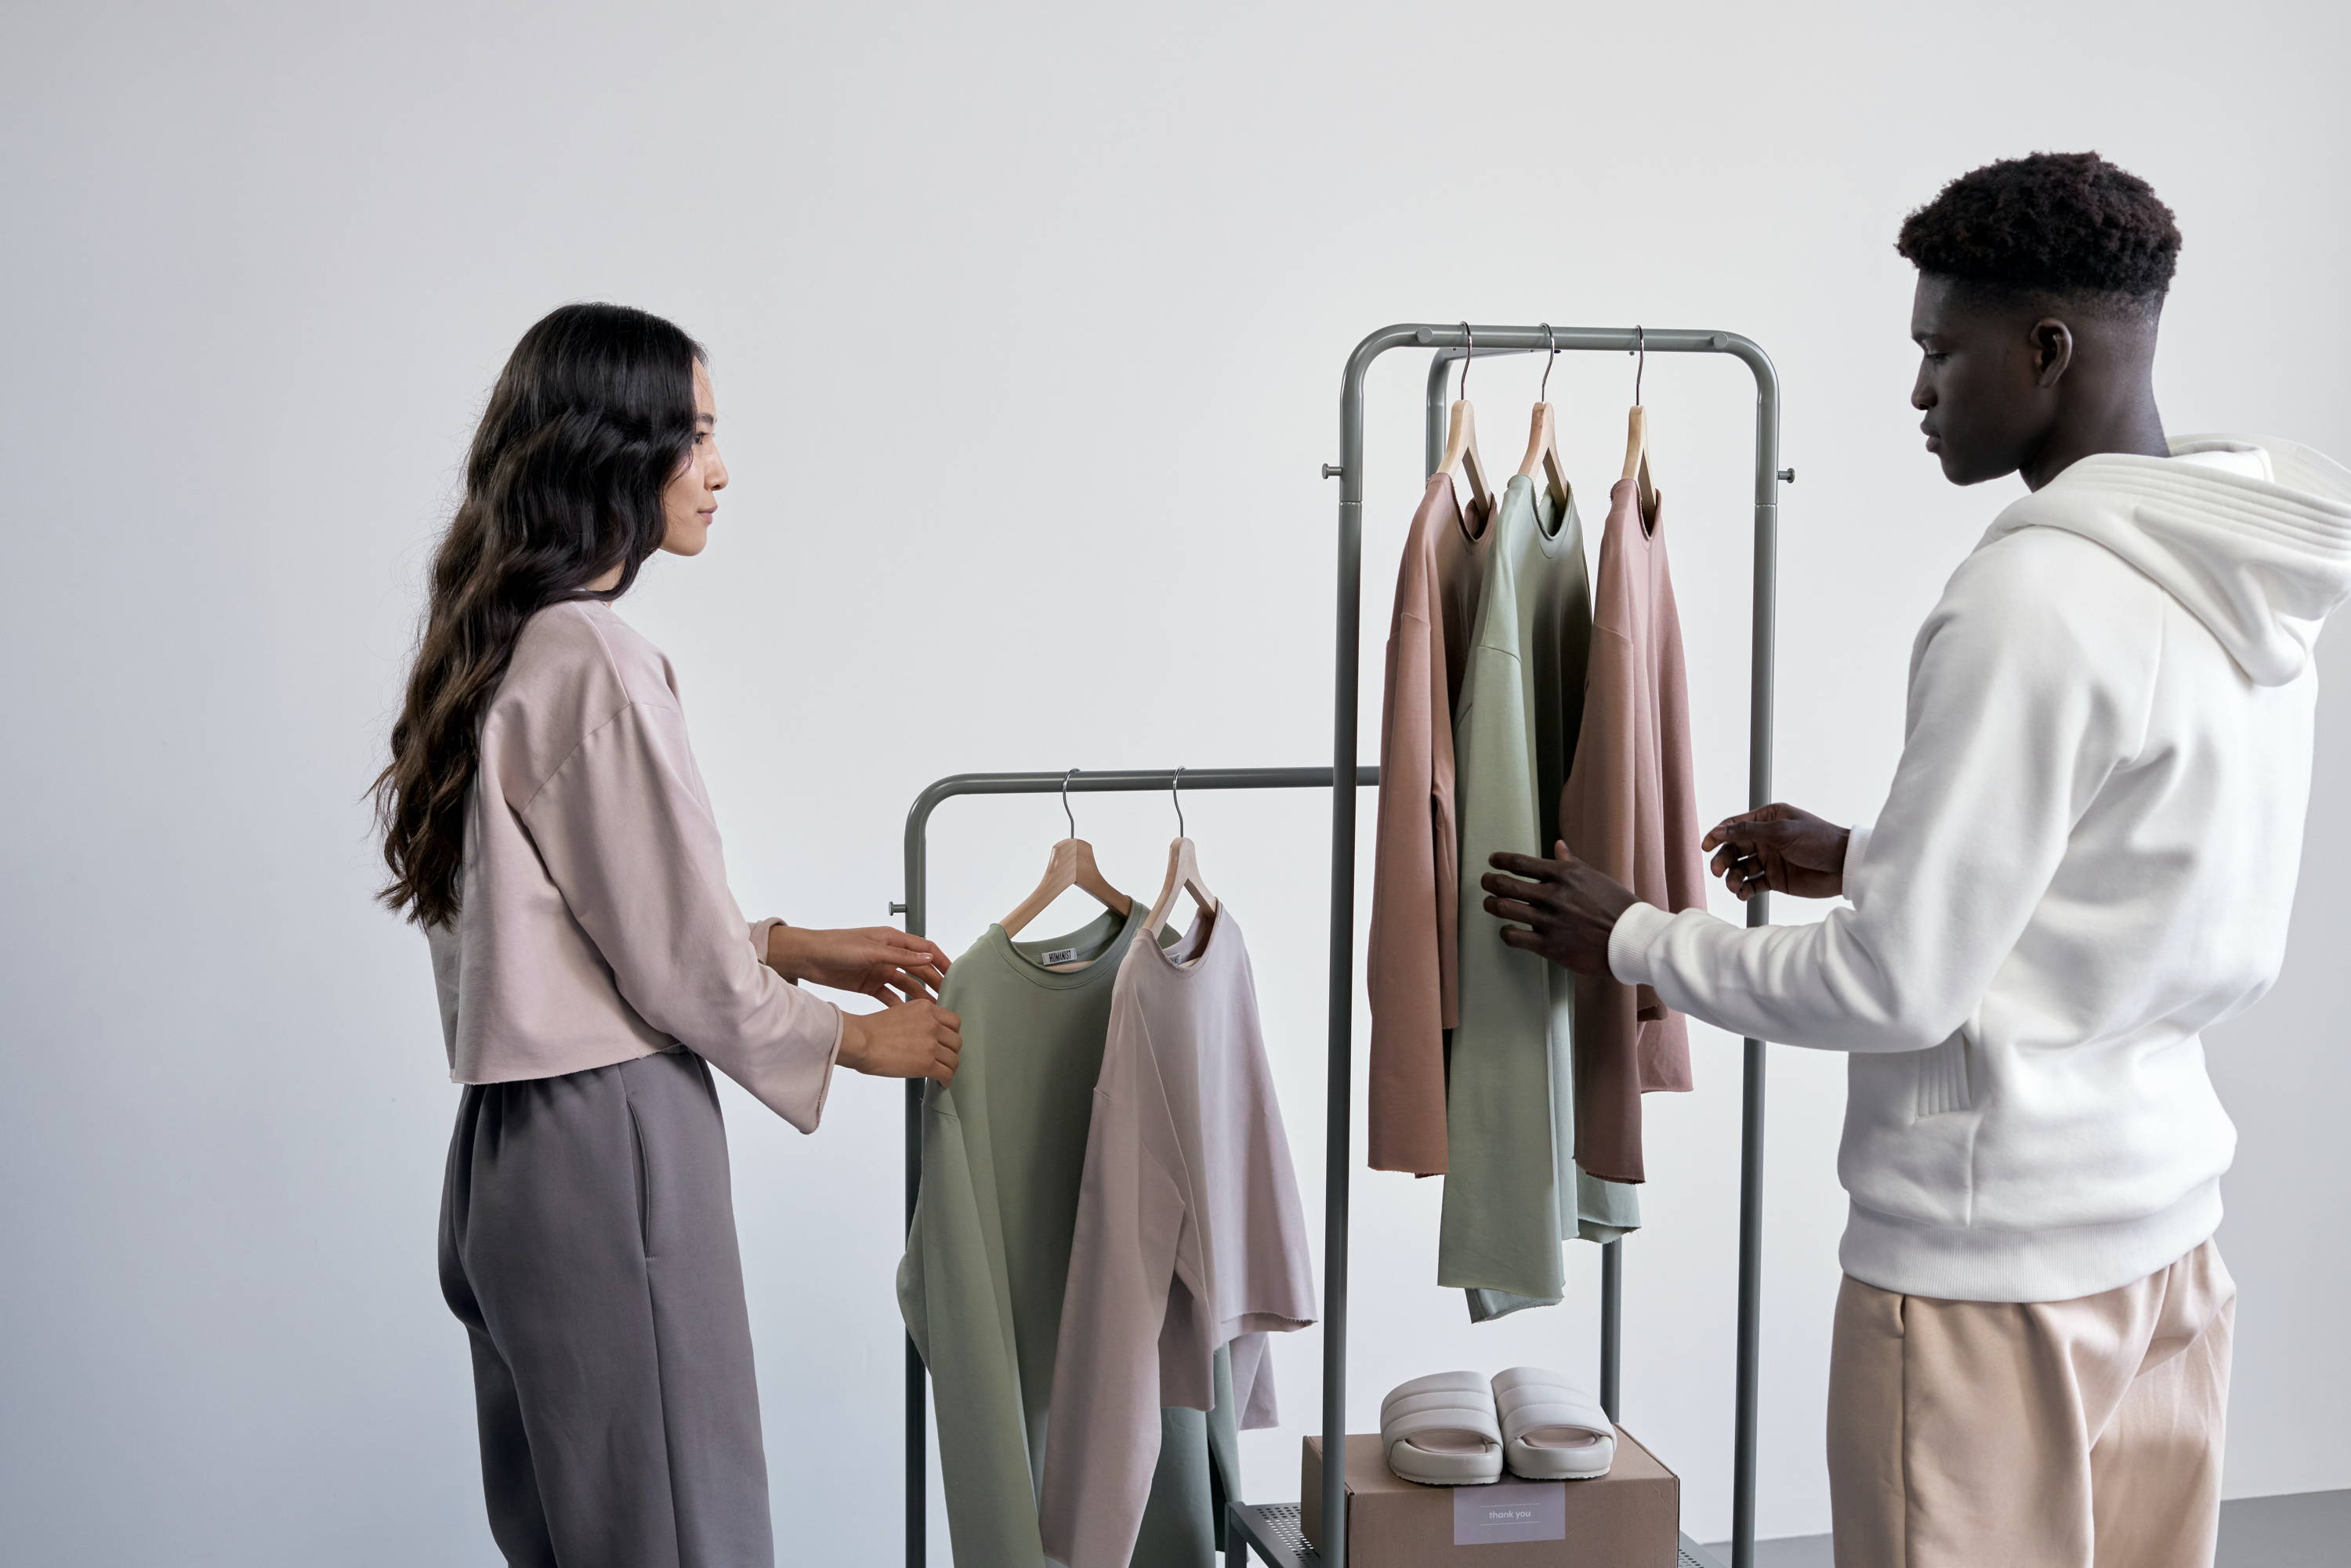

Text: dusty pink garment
xmin=1366 ymin=475 xmax=1491 ymax=1175
xmin=1557 ymin=477 xmax=1705 ymax=1183
xmin=1038 ymin=906 xmax=1317 ymax=1568
xmin=425 ymin=599 xmax=842 ymax=1132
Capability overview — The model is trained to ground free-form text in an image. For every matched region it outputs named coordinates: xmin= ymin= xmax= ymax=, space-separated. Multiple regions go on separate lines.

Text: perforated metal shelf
xmin=1226 ymin=1501 xmax=1726 ymax=1567
xmin=1226 ymin=1501 xmax=1316 ymax=1566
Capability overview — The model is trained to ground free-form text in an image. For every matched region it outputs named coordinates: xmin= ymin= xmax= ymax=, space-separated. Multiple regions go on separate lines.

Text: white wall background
xmin=2 ymin=2 xmax=2345 ymax=1561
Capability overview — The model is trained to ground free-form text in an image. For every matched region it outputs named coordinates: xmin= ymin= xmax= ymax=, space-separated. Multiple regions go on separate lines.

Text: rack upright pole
xmin=1733 ymin=342 xmax=1782 ymax=1568
xmin=900 ymin=826 xmax=932 ymax=1563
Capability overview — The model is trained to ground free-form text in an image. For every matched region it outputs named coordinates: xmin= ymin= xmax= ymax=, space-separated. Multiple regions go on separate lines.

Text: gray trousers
xmin=440 ymin=1048 xmax=774 ymax=1568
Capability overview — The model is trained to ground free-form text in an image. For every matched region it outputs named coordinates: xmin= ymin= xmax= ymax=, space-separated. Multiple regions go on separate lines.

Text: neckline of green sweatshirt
xmin=975 ymin=902 xmax=1147 ymax=991
xmin=1521 ymin=472 xmax=1575 ymax=551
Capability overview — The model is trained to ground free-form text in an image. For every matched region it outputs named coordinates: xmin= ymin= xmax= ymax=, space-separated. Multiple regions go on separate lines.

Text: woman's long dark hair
xmin=373 ymin=302 xmax=705 ymax=925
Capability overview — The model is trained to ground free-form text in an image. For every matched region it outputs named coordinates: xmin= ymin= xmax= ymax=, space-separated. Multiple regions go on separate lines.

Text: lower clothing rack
xmin=895 ymin=323 xmax=1786 ymax=1567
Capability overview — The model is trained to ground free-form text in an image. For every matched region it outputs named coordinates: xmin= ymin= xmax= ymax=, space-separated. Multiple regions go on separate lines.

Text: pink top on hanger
xmin=1559 ymin=477 xmax=1706 ymax=1184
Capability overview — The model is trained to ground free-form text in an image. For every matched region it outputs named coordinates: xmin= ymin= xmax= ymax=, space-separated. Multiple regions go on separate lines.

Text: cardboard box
xmin=1301 ymin=1429 xmax=1679 ymax=1566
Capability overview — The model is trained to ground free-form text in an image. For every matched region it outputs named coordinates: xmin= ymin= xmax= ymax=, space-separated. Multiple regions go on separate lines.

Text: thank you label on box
xmin=1453 ymin=1481 xmax=1567 ymax=1544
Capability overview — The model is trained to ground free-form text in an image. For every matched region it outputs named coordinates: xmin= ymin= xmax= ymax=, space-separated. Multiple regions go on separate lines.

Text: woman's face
xmin=659 ymin=360 xmax=727 ymax=556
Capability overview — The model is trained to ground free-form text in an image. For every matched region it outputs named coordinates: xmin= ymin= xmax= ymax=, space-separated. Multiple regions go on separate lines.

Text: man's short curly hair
xmin=1896 ymin=151 xmax=2181 ymax=311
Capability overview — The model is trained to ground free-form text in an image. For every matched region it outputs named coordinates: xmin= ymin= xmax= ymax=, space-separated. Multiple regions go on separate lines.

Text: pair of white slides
xmin=1380 ymin=1368 xmax=1615 ymax=1487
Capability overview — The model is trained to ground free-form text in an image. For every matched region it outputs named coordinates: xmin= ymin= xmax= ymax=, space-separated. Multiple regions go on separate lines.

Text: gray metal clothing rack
xmin=895 ymin=324 xmax=1784 ymax=1568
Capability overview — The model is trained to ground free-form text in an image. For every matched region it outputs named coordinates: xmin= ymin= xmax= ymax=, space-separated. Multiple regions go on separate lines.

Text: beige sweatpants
xmin=1827 ymin=1240 xmax=2235 ymax=1568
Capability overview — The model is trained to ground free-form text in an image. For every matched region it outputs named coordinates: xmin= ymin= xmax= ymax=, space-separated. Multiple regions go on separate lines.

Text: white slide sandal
xmin=1490 ymin=1367 xmax=1615 ymax=1480
xmin=1379 ymin=1371 xmax=1505 ymax=1487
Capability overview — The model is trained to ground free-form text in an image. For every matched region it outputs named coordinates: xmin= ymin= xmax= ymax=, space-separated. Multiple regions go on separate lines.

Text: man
xmin=1480 ymin=151 xmax=2351 ymax=1567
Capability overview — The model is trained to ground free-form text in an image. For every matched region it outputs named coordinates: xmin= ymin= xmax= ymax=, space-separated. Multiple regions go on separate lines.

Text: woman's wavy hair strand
xmin=372 ymin=302 xmax=704 ymax=925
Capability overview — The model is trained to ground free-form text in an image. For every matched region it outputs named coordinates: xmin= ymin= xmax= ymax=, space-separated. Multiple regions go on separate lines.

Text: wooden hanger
xmin=1518 ymin=324 xmax=1572 ymax=514
xmin=1621 ymin=326 xmax=1659 ymax=525
xmin=1435 ymin=321 xmax=1494 ymax=520
xmin=1143 ymin=769 xmax=1219 ymax=940
xmin=999 ymin=770 xmax=1132 ymax=939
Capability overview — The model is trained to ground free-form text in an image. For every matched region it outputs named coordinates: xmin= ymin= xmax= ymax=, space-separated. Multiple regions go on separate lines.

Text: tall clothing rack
xmin=895 ymin=324 xmax=1784 ymax=1568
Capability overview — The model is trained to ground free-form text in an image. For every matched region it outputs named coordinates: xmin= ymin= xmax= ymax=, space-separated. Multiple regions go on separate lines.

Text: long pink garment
xmin=1366 ymin=475 xmax=1490 ymax=1175
xmin=1557 ymin=478 xmax=1705 ymax=1183
xmin=1038 ymin=907 xmax=1317 ymax=1568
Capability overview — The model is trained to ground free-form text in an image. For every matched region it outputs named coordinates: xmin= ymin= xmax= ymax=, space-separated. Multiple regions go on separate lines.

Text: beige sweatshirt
xmin=1366 ymin=474 xmax=1491 ymax=1175
xmin=1038 ymin=906 xmax=1317 ymax=1568
xmin=425 ymin=599 xmax=842 ymax=1131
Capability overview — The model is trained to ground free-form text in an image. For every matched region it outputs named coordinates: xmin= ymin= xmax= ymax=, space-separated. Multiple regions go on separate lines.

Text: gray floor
xmin=1703 ymin=1488 xmax=2349 ymax=1567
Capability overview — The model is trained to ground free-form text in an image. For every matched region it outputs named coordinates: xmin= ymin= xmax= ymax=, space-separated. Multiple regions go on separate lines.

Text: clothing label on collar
xmin=1454 ymin=1481 xmax=1567 ymax=1544
xmin=1040 ymin=947 xmax=1082 ymax=967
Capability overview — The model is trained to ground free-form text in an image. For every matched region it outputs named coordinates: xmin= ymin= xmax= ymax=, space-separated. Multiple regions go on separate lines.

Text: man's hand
xmin=1480 ymin=844 xmax=1639 ymax=976
xmin=838 ymin=998 xmax=962 ymax=1085
xmin=1702 ymin=804 xmax=1850 ymax=901
xmin=766 ymin=925 xmax=951 ymax=1001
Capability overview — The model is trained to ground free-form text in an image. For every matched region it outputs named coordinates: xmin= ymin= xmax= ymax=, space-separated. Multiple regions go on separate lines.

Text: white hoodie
xmin=1610 ymin=435 xmax=2351 ymax=1302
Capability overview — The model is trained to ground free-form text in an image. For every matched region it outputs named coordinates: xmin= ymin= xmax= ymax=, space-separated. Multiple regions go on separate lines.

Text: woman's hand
xmin=767 ymin=925 xmax=951 ymax=1001
xmin=1703 ymin=804 xmax=1850 ymax=901
xmin=1478 ymin=844 xmax=1639 ymax=976
xmin=838 ymin=998 xmax=963 ymax=1085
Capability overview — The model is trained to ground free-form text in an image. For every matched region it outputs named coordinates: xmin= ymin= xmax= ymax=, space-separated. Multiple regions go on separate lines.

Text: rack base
xmin=1224 ymin=1501 xmax=1726 ymax=1567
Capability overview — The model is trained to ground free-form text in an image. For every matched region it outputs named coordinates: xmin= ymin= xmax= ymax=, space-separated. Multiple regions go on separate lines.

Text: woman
xmin=372 ymin=302 xmax=960 ymax=1567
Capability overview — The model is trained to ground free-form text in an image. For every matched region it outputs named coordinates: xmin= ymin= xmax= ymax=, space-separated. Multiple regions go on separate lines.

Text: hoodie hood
xmin=1981 ymin=434 xmax=2351 ymax=685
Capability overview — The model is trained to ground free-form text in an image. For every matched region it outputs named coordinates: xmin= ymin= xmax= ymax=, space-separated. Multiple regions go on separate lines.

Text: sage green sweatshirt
xmin=1440 ymin=475 xmax=1640 ymax=1321
xmin=898 ymin=906 xmax=1237 ymax=1567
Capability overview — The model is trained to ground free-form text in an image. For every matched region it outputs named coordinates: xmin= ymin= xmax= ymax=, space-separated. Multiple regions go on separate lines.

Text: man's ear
xmin=2030 ymin=317 xmax=2075 ymax=388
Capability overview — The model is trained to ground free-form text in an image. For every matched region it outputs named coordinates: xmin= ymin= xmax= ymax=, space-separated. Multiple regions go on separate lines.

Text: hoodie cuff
xmin=1844 ymin=823 xmax=1873 ymax=889
xmin=1608 ymin=901 xmax=1676 ymax=987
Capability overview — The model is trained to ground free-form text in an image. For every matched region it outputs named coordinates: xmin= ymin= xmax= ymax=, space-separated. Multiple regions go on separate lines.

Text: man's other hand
xmin=1703 ymin=804 xmax=1851 ymax=901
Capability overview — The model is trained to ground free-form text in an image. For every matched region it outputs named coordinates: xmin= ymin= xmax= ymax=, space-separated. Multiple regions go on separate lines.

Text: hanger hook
xmin=1539 ymin=323 xmax=1558 ymax=402
xmin=1060 ymin=767 xmax=1078 ymax=839
xmin=1632 ymin=324 xmax=1646 ymax=405
xmin=1458 ymin=320 xmax=1473 ymax=401
xmin=1172 ymin=766 xmax=1186 ymax=838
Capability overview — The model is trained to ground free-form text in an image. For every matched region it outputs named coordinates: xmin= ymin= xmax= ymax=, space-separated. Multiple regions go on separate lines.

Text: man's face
xmin=1909 ymin=273 xmax=2062 ymax=486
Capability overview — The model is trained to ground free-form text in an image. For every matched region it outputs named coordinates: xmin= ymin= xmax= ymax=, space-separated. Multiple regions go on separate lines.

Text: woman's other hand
xmin=767 ymin=925 xmax=951 ymax=1001
xmin=1702 ymin=803 xmax=1851 ymax=901
xmin=838 ymin=998 xmax=963 ymax=1084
